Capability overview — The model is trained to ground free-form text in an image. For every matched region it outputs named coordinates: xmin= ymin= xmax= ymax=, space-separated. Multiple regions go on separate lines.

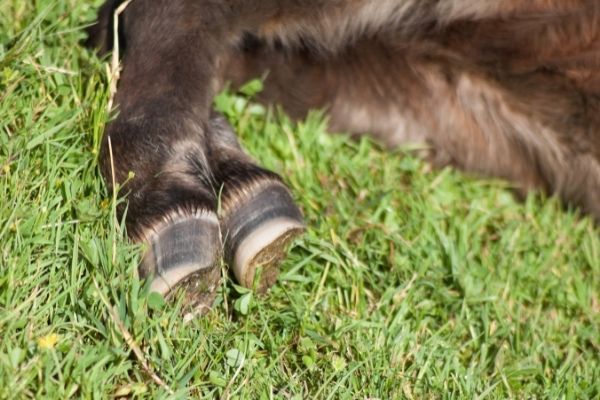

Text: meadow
xmin=0 ymin=1 xmax=599 ymax=398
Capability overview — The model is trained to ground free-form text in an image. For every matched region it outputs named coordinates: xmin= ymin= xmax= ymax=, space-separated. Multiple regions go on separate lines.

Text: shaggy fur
xmin=87 ymin=0 xmax=600 ymax=241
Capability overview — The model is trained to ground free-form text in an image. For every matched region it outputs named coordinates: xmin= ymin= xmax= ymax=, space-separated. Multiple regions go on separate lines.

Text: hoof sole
xmin=233 ymin=217 xmax=304 ymax=291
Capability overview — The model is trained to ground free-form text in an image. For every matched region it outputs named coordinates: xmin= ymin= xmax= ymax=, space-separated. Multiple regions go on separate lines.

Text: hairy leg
xmin=225 ymin=32 xmax=600 ymax=219
xmin=86 ymin=0 xmax=599 ymax=308
xmin=208 ymin=115 xmax=304 ymax=290
xmin=88 ymin=0 xmax=320 ymax=303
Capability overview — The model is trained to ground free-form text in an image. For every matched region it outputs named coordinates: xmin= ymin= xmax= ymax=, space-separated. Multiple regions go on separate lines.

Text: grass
xmin=1 ymin=1 xmax=599 ymax=398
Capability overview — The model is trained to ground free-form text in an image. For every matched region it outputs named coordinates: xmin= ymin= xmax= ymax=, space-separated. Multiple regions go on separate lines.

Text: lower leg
xmin=102 ymin=110 xmax=222 ymax=308
xmin=208 ymin=114 xmax=304 ymax=291
xmin=224 ymin=36 xmax=600 ymax=220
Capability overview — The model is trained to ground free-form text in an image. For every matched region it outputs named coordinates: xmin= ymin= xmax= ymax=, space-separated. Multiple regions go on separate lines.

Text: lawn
xmin=0 ymin=1 xmax=599 ymax=398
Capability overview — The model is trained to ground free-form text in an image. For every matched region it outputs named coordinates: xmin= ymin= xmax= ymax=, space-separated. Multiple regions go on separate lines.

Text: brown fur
xmin=87 ymin=0 xmax=600 ymax=240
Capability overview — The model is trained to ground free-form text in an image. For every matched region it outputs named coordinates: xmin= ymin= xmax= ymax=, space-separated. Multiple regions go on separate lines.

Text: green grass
xmin=1 ymin=1 xmax=599 ymax=398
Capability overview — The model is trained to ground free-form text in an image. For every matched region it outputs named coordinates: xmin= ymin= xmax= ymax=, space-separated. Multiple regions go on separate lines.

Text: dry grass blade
xmin=107 ymin=136 xmax=119 ymax=265
xmin=107 ymin=0 xmax=133 ymax=111
xmin=105 ymin=5 xmax=172 ymax=393
xmin=92 ymin=278 xmax=174 ymax=395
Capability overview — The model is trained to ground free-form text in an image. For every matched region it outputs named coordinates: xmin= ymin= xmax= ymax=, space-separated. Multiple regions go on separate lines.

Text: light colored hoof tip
xmin=232 ymin=217 xmax=304 ymax=292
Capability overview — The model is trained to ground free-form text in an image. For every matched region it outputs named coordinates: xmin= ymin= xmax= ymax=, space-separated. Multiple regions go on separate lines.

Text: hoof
xmin=139 ymin=211 xmax=222 ymax=312
xmin=221 ymin=183 xmax=304 ymax=292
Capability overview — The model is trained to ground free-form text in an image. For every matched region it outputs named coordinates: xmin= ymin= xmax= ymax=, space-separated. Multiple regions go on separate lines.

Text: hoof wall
xmin=222 ymin=183 xmax=304 ymax=292
xmin=139 ymin=212 xmax=222 ymax=312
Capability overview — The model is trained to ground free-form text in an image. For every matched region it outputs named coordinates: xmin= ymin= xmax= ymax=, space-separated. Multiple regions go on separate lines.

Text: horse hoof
xmin=139 ymin=211 xmax=222 ymax=313
xmin=221 ymin=182 xmax=304 ymax=292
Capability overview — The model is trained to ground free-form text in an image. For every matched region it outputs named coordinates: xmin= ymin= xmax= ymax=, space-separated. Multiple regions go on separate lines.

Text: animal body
xmin=86 ymin=0 xmax=600 ymax=311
